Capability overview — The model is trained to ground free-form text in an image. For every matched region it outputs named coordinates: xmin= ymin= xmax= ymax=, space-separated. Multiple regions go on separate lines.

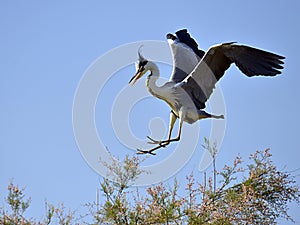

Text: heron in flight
xmin=129 ymin=29 xmax=284 ymax=155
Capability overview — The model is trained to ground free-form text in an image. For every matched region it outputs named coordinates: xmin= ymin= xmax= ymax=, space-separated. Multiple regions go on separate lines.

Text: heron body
xmin=145 ymin=62 xmax=218 ymax=124
xmin=129 ymin=29 xmax=285 ymax=155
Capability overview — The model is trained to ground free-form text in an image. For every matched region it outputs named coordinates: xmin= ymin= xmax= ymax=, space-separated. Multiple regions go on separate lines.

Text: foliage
xmin=1 ymin=148 xmax=299 ymax=224
xmin=0 ymin=181 xmax=32 ymax=225
xmin=0 ymin=181 xmax=78 ymax=225
xmin=92 ymin=148 xmax=300 ymax=225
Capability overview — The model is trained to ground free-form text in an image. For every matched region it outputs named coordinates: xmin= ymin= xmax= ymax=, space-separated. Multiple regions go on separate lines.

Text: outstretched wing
xmin=167 ymin=29 xmax=205 ymax=83
xmin=180 ymin=42 xmax=285 ymax=109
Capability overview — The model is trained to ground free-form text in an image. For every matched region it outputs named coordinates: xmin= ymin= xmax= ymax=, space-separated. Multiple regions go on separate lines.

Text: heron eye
xmin=139 ymin=60 xmax=148 ymax=67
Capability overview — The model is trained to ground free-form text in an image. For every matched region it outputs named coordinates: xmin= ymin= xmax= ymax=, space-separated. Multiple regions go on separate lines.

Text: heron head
xmin=129 ymin=47 xmax=149 ymax=85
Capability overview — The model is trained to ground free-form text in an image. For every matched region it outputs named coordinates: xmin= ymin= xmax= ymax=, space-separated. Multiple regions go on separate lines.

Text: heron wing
xmin=180 ymin=42 xmax=285 ymax=109
xmin=167 ymin=29 xmax=205 ymax=83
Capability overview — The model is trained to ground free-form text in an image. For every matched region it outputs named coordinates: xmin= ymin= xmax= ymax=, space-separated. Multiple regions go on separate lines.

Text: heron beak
xmin=129 ymin=70 xmax=143 ymax=85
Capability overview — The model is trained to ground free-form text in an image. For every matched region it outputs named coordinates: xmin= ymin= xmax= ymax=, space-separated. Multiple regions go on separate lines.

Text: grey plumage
xmin=129 ymin=29 xmax=285 ymax=154
xmin=181 ymin=42 xmax=285 ymax=109
xmin=167 ymin=29 xmax=204 ymax=83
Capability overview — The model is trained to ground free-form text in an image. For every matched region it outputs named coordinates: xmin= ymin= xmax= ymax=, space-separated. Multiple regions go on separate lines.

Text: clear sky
xmin=1 ymin=0 xmax=300 ymax=223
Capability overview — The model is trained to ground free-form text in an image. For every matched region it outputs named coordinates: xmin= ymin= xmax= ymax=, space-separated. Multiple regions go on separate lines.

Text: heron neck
xmin=146 ymin=62 xmax=164 ymax=99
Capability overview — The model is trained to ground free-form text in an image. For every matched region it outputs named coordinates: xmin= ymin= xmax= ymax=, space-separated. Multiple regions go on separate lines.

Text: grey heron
xmin=129 ymin=29 xmax=284 ymax=155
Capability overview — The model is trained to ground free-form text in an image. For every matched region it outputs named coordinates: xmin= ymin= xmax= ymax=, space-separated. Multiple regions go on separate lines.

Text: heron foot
xmin=136 ymin=135 xmax=180 ymax=155
xmin=136 ymin=148 xmax=157 ymax=155
xmin=136 ymin=140 xmax=170 ymax=155
xmin=147 ymin=136 xmax=170 ymax=145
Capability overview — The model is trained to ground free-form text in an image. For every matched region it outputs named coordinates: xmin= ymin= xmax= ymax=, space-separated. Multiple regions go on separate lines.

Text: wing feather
xmin=167 ymin=29 xmax=205 ymax=83
xmin=223 ymin=44 xmax=285 ymax=76
xmin=180 ymin=43 xmax=285 ymax=109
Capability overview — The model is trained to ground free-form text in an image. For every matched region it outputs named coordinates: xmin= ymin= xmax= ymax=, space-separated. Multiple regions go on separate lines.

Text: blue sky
xmin=1 ymin=0 xmax=300 ymax=223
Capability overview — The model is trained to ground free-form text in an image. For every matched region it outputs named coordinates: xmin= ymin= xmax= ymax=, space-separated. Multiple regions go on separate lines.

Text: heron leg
xmin=147 ymin=111 xmax=177 ymax=145
xmin=137 ymin=115 xmax=183 ymax=155
xmin=162 ymin=117 xmax=183 ymax=144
